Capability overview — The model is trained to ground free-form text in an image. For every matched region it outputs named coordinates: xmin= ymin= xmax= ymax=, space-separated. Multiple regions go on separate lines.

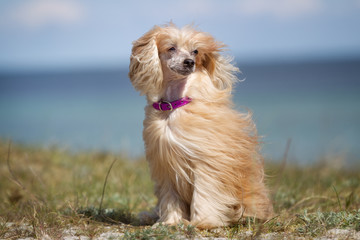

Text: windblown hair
xmin=129 ymin=23 xmax=273 ymax=229
xmin=129 ymin=24 xmax=237 ymax=102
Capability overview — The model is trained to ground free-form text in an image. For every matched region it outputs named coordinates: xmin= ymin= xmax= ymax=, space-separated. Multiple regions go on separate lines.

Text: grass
xmin=0 ymin=140 xmax=359 ymax=239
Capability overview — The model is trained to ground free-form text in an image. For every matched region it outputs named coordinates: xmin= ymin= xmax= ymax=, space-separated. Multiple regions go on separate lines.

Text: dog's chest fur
xmin=144 ymin=108 xmax=196 ymax=202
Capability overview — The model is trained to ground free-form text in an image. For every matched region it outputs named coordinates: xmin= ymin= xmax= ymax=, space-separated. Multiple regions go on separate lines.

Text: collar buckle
xmin=159 ymin=100 xmax=173 ymax=112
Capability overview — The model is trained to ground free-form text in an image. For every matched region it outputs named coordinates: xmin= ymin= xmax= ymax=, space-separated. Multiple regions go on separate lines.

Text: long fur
xmin=129 ymin=23 xmax=273 ymax=229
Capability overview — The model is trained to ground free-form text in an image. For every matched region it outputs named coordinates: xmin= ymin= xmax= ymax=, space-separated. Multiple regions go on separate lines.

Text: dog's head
xmin=129 ymin=24 xmax=238 ymax=101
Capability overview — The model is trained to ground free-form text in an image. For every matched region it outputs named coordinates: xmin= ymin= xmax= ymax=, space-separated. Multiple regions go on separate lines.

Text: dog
xmin=129 ymin=23 xmax=273 ymax=229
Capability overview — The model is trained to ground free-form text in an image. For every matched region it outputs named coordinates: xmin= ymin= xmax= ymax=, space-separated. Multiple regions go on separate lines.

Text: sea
xmin=1 ymin=58 xmax=360 ymax=165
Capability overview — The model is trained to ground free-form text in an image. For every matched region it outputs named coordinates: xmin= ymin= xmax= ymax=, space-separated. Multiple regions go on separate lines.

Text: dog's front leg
xmin=190 ymin=175 xmax=232 ymax=229
xmin=156 ymin=182 xmax=189 ymax=226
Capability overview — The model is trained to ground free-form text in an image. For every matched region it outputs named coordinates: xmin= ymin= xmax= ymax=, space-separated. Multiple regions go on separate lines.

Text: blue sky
xmin=1 ymin=0 xmax=360 ymax=71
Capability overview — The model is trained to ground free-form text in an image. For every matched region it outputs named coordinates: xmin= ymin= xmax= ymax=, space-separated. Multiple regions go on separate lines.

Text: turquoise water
xmin=1 ymin=59 xmax=359 ymax=164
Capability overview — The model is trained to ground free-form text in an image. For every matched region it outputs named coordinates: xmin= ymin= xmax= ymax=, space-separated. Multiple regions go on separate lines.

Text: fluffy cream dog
xmin=129 ymin=23 xmax=273 ymax=229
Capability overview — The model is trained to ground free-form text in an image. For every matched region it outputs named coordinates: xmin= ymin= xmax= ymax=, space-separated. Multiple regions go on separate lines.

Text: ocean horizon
xmin=1 ymin=58 xmax=360 ymax=165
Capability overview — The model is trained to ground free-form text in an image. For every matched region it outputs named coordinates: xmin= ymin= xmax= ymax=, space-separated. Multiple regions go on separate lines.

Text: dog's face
xmin=157 ymin=29 xmax=199 ymax=76
xmin=155 ymin=26 xmax=222 ymax=80
xmin=158 ymin=41 xmax=198 ymax=77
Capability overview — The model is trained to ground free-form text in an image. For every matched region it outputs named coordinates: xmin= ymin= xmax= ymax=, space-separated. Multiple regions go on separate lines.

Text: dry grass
xmin=0 ymin=140 xmax=359 ymax=239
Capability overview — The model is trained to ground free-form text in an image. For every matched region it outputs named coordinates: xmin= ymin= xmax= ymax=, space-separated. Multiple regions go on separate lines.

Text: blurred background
xmin=0 ymin=0 xmax=359 ymax=165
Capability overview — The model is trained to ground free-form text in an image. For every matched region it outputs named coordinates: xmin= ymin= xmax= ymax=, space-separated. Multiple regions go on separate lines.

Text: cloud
xmin=236 ymin=0 xmax=322 ymax=18
xmin=4 ymin=0 xmax=85 ymax=29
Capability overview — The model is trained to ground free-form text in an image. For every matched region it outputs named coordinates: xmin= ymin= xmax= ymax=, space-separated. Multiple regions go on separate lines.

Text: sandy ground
xmin=3 ymin=222 xmax=360 ymax=239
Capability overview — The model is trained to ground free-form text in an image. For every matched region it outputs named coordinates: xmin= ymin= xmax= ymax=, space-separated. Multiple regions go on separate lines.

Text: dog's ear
xmin=129 ymin=26 xmax=163 ymax=98
xmin=190 ymin=30 xmax=239 ymax=92
xmin=203 ymin=52 xmax=239 ymax=92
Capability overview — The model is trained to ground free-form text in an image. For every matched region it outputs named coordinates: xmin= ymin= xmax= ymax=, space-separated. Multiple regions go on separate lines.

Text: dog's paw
xmin=157 ymin=210 xmax=185 ymax=226
xmin=151 ymin=222 xmax=162 ymax=229
xmin=191 ymin=217 xmax=226 ymax=229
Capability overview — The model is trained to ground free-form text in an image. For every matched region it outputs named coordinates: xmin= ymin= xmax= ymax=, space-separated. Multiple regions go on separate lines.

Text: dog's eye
xmin=193 ymin=49 xmax=198 ymax=55
xmin=168 ymin=47 xmax=176 ymax=52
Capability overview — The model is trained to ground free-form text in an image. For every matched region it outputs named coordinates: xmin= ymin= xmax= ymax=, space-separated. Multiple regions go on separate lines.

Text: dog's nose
xmin=183 ymin=59 xmax=195 ymax=68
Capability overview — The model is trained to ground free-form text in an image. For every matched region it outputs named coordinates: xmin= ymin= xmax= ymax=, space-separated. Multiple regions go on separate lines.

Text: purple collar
xmin=153 ymin=97 xmax=192 ymax=111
